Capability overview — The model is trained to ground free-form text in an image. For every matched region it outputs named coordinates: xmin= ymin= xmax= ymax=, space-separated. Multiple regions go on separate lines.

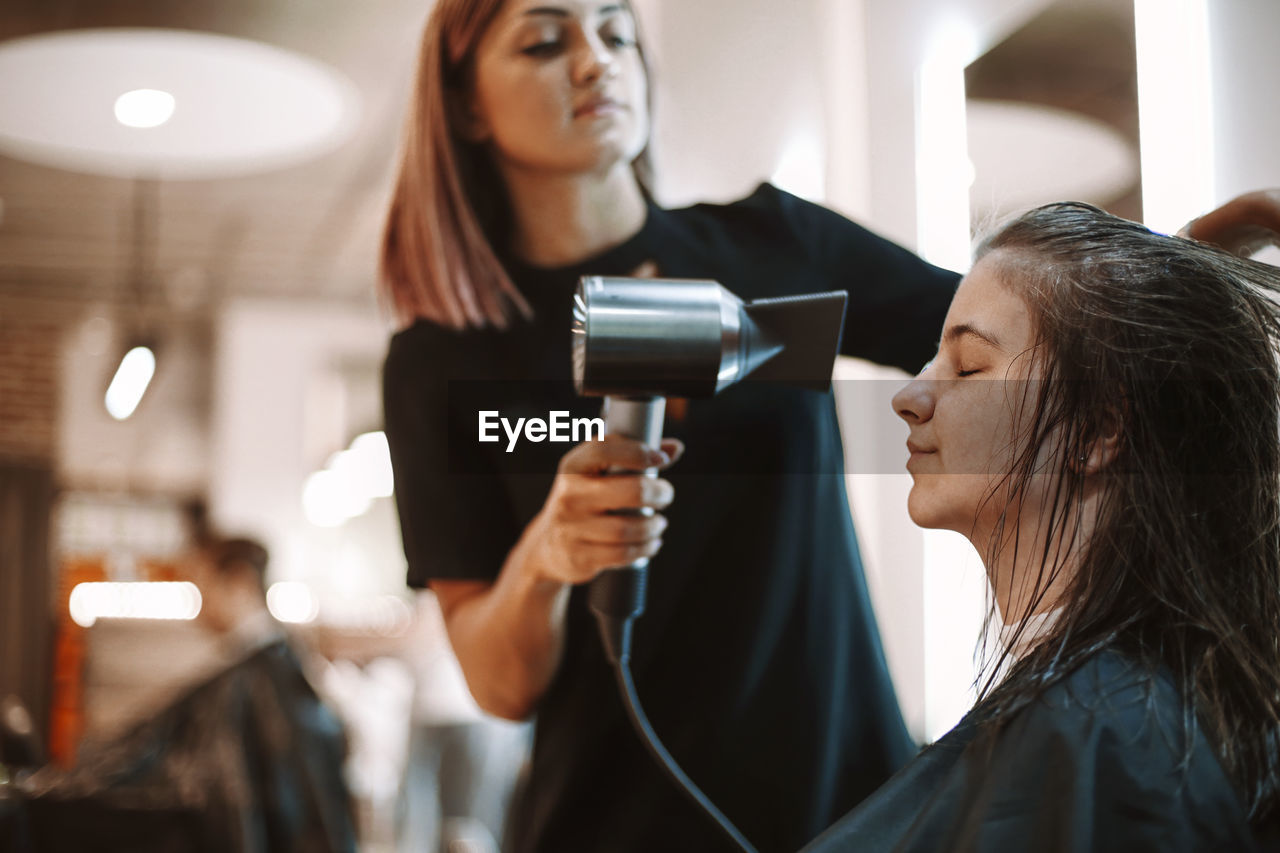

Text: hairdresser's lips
xmin=573 ymin=94 xmax=623 ymax=118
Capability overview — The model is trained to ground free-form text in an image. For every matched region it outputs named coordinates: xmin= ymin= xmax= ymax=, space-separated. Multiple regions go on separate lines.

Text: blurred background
xmin=0 ymin=0 xmax=1277 ymax=850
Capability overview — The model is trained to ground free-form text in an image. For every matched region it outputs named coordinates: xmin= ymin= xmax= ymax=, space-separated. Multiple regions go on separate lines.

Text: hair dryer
xmin=570 ymin=275 xmax=847 ymax=853
xmin=571 ymin=275 xmax=848 ymax=664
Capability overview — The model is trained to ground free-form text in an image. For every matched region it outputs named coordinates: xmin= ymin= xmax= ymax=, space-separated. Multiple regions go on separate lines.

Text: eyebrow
xmin=941 ymin=322 xmax=1004 ymax=350
xmin=523 ymin=4 xmax=626 ymax=17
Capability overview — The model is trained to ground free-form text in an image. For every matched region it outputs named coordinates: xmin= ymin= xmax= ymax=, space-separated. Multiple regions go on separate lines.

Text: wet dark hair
xmin=973 ymin=202 xmax=1280 ymax=823
xmin=206 ymin=537 xmax=269 ymax=593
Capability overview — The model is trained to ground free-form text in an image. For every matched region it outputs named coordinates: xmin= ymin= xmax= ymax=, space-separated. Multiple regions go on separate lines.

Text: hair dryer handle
xmin=588 ymin=396 xmax=666 ymax=665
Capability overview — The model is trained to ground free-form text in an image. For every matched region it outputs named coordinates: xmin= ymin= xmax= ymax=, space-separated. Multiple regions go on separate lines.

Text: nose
xmin=892 ymin=364 xmax=937 ymax=425
xmin=572 ymin=29 xmax=618 ymax=87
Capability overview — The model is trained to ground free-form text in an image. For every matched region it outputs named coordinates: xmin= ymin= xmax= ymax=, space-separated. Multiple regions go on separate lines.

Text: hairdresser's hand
xmin=529 ymin=434 xmax=684 ymax=586
xmin=1182 ymin=189 xmax=1280 ymax=256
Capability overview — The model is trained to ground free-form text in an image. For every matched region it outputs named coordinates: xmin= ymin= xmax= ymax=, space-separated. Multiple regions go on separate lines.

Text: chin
xmin=906 ymin=487 xmax=963 ymax=533
xmin=570 ymin=127 xmax=646 ymax=165
xmin=905 ymin=490 xmax=939 ymax=529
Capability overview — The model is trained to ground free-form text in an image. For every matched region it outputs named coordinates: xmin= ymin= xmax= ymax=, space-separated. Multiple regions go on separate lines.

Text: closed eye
xmin=521 ymin=40 xmax=563 ymax=57
xmin=956 ymin=368 xmax=981 ymax=377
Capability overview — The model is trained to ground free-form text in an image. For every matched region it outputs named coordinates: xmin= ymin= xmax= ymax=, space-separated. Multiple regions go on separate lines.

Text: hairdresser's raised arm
xmin=431 ymin=435 xmax=681 ymax=720
xmin=1183 ymin=188 xmax=1280 ymax=255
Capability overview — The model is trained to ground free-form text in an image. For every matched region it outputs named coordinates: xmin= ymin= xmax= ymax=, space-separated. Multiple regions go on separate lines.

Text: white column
xmin=1207 ymin=0 xmax=1280 ymax=202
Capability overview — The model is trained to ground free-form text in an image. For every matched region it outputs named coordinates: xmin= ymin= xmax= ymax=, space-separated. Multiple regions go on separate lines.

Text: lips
xmin=905 ymin=440 xmax=936 ymax=471
xmin=574 ymin=94 xmax=622 ymax=118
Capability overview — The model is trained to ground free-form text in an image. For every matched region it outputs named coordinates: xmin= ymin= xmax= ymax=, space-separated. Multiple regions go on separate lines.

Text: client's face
xmin=892 ymin=252 xmax=1042 ymax=536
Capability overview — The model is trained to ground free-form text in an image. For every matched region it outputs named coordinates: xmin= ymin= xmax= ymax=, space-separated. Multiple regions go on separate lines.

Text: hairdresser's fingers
xmin=659 ymin=438 xmax=685 ymax=466
xmin=628 ymin=259 xmax=660 ymax=278
xmin=566 ymin=539 xmax=664 ymax=582
xmin=555 ymin=474 xmax=674 ymax=517
xmin=558 ymin=433 xmax=668 ymax=476
xmin=575 ymin=512 xmax=668 ymax=546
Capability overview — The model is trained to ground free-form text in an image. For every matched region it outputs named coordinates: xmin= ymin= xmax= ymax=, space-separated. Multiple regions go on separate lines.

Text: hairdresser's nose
xmin=892 ymin=363 xmax=937 ymax=426
xmin=572 ymin=30 xmax=618 ymax=87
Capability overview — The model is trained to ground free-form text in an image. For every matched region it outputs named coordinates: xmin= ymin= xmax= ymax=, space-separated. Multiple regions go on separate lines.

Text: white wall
xmin=644 ymin=0 xmax=831 ymax=206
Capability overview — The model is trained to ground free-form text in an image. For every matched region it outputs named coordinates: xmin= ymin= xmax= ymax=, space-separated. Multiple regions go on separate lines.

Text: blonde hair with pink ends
xmin=380 ymin=0 xmax=654 ymax=331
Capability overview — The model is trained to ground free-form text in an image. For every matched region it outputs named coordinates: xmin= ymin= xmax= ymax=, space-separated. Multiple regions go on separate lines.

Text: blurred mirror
xmin=965 ymin=0 xmax=1140 ymax=229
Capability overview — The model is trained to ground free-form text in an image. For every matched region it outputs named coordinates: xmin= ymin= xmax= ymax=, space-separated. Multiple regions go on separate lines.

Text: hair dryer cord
xmin=610 ymin=643 xmax=759 ymax=853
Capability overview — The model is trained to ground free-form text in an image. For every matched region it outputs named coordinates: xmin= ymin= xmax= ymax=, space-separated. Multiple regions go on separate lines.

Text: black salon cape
xmin=383 ymin=184 xmax=959 ymax=852
xmin=21 ymin=638 xmax=355 ymax=853
xmin=804 ymin=650 xmax=1264 ymax=852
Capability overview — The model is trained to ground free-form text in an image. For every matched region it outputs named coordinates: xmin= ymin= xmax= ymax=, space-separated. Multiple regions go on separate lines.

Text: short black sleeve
xmin=743 ymin=184 xmax=959 ymax=374
xmin=382 ymin=325 xmax=519 ymax=587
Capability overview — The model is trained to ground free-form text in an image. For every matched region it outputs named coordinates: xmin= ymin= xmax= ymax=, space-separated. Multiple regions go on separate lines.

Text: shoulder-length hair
xmin=380 ymin=0 xmax=655 ymax=331
xmin=974 ymin=202 xmax=1280 ymax=823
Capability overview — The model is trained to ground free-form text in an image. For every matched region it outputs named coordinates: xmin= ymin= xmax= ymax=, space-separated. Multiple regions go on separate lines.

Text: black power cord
xmin=613 ymin=658 xmax=759 ymax=853
xmin=590 ymin=568 xmax=759 ymax=853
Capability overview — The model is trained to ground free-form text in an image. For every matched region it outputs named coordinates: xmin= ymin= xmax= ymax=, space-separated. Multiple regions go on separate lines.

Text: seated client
xmin=807 ymin=202 xmax=1280 ymax=851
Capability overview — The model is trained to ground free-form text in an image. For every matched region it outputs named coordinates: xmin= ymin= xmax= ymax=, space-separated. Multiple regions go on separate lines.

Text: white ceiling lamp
xmin=0 ymin=28 xmax=360 ymax=179
xmin=0 ymin=27 xmax=362 ymax=420
xmin=104 ymin=344 xmax=157 ymax=420
xmin=113 ymin=88 xmax=177 ymax=129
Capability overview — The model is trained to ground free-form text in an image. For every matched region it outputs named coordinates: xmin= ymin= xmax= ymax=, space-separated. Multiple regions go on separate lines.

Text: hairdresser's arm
xmin=430 ymin=435 xmax=681 ymax=721
xmin=1183 ymin=189 xmax=1280 ymax=255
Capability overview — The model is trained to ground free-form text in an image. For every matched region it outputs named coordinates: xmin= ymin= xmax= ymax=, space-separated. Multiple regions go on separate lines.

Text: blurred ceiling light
xmin=0 ymin=29 xmax=359 ymax=179
xmin=348 ymin=431 xmax=394 ymax=499
xmin=302 ymin=431 xmax=393 ymax=527
xmin=104 ymin=345 xmax=156 ymax=420
xmin=113 ymin=88 xmax=176 ymax=128
xmin=266 ymin=581 xmax=319 ymax=624
xmin=68 ymin=581 xmax=202 ymax=628
xmin=302 ymin=470 xmax=350 ymax=528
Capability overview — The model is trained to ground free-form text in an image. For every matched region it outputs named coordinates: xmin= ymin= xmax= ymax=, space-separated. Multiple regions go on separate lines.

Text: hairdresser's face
xmin=467 ymin=0 xmax=648 ymax=177
xmin=892 ymin=252 xmax=1043 ymax=537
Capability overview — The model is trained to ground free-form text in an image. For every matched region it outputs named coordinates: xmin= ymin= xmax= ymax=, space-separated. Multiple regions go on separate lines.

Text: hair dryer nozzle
xmin=742 ymin=291 xmax=848 ymax=392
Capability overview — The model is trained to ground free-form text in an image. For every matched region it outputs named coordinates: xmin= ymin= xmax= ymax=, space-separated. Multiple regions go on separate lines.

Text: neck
xmin=499 ymin=161 xmax=647 ymax=267
xmin=977 ymin=476 xmax=1104 ymax=624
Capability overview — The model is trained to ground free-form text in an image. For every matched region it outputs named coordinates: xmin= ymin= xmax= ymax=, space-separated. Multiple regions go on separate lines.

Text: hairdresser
xmin=379 ymin=1 xmax=959 ymax=850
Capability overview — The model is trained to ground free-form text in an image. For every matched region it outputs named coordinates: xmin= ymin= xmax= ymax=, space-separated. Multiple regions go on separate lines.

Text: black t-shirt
xmin=382 ymin=184 xmax=959 ymax=852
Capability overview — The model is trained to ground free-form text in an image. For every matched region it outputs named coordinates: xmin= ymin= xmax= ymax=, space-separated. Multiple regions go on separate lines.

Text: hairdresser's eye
xmin=601 ymin=16 xmax=637 ymax=49
xmin=603 ymin=32 xmax=636 ymax=49
xmin=521 ymin=40 xmax=564 ymax=57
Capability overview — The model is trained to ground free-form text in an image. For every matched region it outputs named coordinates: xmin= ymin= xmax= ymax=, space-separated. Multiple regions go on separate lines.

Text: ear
xmin=1079 ymin=406 xmax=1123 ymax=475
